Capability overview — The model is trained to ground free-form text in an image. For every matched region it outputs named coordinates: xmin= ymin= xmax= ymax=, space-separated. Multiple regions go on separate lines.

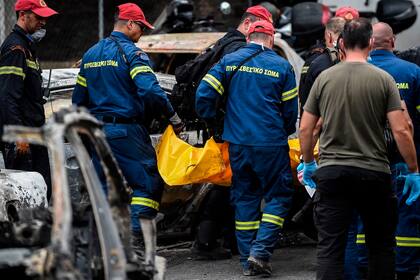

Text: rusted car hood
xmin=136 ymin=32 xmax=304 ymax=81
xmin=136 ymin=32 xmax=225 ymax=54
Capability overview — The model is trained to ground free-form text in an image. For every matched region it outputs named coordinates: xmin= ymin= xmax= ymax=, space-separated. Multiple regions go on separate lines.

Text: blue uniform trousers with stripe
xmin=94 ymin=123 xmax=163 ymax=233
xmin=355 ymin=163 xmax=420 ymax=276
xmin=228 ymin=144 xmax=294 ymax=268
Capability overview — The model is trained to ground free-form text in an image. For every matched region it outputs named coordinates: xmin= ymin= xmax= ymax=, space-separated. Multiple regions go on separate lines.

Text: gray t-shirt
xmin=304 ymin=62 xmax=402 ymax=174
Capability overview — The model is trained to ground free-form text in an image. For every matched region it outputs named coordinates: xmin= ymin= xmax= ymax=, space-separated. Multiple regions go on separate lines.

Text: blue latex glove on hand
xmin=402 ymin=172 xmax=420 ymax=206
xmin=302 ymin=160 xmax=317 ymax=189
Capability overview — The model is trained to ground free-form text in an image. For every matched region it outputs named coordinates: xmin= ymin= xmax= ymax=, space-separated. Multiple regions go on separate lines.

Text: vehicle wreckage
xmin=0 ymin=108 xmax=165 ymax=280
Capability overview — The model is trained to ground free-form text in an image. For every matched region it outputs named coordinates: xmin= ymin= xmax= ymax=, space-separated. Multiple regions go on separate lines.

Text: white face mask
xmin=31 ymin=29 xmax=46 ymax=43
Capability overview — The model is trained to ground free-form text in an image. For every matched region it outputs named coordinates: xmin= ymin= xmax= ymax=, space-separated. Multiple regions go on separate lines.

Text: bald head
xmin=372 ymin=22 xmax=395 ymax=50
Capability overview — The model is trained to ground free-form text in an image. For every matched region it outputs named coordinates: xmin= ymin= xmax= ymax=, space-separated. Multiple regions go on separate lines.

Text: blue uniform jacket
xmin=369 ymin=50 xmax=420 ymax=158
xmin=72 ymin=31 xmax=174 ymax=121
xmin=195 ymin=43 xmax=298 ymax=146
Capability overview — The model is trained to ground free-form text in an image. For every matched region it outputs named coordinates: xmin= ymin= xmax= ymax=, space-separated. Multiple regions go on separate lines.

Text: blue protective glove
xmin=302 ymin=160 xmax=317 ymax=189
xmin=401 ymin=172 xmax=420 ymax=206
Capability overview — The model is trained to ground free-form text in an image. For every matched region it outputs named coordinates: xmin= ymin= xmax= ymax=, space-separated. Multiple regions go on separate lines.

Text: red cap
xmin=246 ymin=5 xmax=273 ymax=23
xmin=335 ymin=6 xmax=360 ymax=20
xmin=15 ymin=0 xmax=58 ymax=17
xmin=248 ymin=20 xmax=275 ymax=36
xmin=118 ymin=3 xmax=154 ymax=30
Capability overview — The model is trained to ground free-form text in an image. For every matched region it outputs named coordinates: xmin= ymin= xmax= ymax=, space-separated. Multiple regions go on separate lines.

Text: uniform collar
xmin=13 ymin=24 xmax=33 ymax=45
xmin=370 ymin=49 xmax=395 ymax=58
xmin=110 ymin=31 xmax=132 ymax=42
xmin=231 ymin=29 xmax=245 ymax=39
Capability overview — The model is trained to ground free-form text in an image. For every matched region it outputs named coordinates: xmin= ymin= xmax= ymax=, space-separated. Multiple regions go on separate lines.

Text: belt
xmin=96 ymin=115 xmax=139 ymax=124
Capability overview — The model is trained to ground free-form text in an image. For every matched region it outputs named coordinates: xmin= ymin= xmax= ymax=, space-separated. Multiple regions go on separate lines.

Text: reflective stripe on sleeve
xmin=76 ymin=74 xmax=87 ymax=87
xmin=0 ymin=66 xmax=25 ymax=79
xmin=235 ymin=220 xmax=260 ymax=230
xmin=131 ymin=197 xmax=160 ymax=211
xmin=261 ymin=213 xmax=285 ymax=227
xmin=301 ymin=66 xmax=309 ymax=74
xmin=26 ymin=59 xmax=38 ymax=70
xmin=130 ymin=66 xmax=154 ymax=79
xmin=202 ymin=74 xmax=224 ymax=95
xmin=416 ymin=104 xmax=420 ymax=112
xmin=281 ymin=87 xmax=298 ymax=102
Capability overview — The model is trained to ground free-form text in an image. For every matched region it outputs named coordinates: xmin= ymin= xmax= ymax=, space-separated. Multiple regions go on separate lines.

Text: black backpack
xmin=175 ymin=35 xmax=245 ymax=88
xmin=171 ymin=36 xmax=245 ymax=127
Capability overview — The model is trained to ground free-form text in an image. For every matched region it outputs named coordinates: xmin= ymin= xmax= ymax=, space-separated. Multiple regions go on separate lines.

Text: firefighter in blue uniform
xmin=355 ymin=22 xmax=420 ymax=280
xmin=196 ymin=20 xmax=298 ymax=277
xmin=0 ymin=0 xmax=57 ymax=200
xmin=72 ymin=3 xmax=183 ymax=235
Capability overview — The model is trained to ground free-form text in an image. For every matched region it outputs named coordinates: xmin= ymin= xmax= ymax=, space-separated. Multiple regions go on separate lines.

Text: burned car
xmin=0 ymin=108 xmax=165 ymax=280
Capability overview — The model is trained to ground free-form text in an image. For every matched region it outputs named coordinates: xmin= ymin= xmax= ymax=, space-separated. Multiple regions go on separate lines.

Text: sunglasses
xmin=133 ymin=21 xmax=146 ymax=32
xmin=23 ymin=11 xmax=46 ymax=21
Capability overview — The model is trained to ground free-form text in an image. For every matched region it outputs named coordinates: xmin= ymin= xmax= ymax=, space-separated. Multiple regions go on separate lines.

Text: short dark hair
xmin=16 ymin=10 xmax=31 ymax=20
xmin=114 ymin=10 xmax=120 ymax=23
xmin=240 ymin=12 xmax=259 ymax=24
xmin=342 ymin=18 xmax=372 ymax=50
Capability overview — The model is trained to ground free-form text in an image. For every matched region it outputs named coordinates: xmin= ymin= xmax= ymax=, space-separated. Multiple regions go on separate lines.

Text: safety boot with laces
xmin=242 ymin=267 xmax=258 ymax=276
xmin=247 ymin=255 xmax=272 ymax=277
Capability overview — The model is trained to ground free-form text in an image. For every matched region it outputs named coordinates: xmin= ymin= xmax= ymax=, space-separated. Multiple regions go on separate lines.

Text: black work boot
xmin=248 ymin=255 xmax=272 ymax=278
xmin=242 ymin=268 xmax=258 ymax=276
xmin=190 ymin=241 xmax=232 ymax=260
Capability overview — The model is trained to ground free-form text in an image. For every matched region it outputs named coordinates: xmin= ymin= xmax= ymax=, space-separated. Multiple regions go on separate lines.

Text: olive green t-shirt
xmin=304 ymin=62 xmax=402 ymax=174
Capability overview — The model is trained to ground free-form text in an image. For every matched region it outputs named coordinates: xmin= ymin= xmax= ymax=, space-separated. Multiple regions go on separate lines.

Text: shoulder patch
xmin=0 ymin=45 xmax=28 ymax=60
xmin=136 ymin=50 xmax=149 ymax=61
xmin=10 ymin=45 xmax=28 ymax=57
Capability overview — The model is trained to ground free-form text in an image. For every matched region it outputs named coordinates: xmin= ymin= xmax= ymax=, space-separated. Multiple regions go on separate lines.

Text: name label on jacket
xmin=396 ymin=82 xmax=409 ymax=90
xmin=225 ymin=65 xmax=279 ymax=78
xmin=84 ymin=60 xmax=118 ymax=69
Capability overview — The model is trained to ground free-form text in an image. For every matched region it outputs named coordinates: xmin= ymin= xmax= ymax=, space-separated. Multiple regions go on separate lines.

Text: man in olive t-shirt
xmin=299 ymin=19 xmax=420 ymax=280
xmin=305 ymin=61 xmax=401 ymax=173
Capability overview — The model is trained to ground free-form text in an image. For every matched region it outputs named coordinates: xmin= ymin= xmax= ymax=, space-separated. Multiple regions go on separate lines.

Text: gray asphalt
xmin=163 ymin=245 xmax=317 ymax=280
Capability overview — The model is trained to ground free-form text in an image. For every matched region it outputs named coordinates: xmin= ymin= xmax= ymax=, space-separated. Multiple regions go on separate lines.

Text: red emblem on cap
xmin=15 ymin=0 xmax=58 ymax=17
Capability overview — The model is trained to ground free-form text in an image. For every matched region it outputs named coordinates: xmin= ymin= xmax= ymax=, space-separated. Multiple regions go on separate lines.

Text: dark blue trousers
xmin=228 ymin=144 xmax=294 ymax=268
xmin=95 ymin=123 xmax=163 ymax=233
xmin=355 ymin=163 xmax=420 ymax=277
